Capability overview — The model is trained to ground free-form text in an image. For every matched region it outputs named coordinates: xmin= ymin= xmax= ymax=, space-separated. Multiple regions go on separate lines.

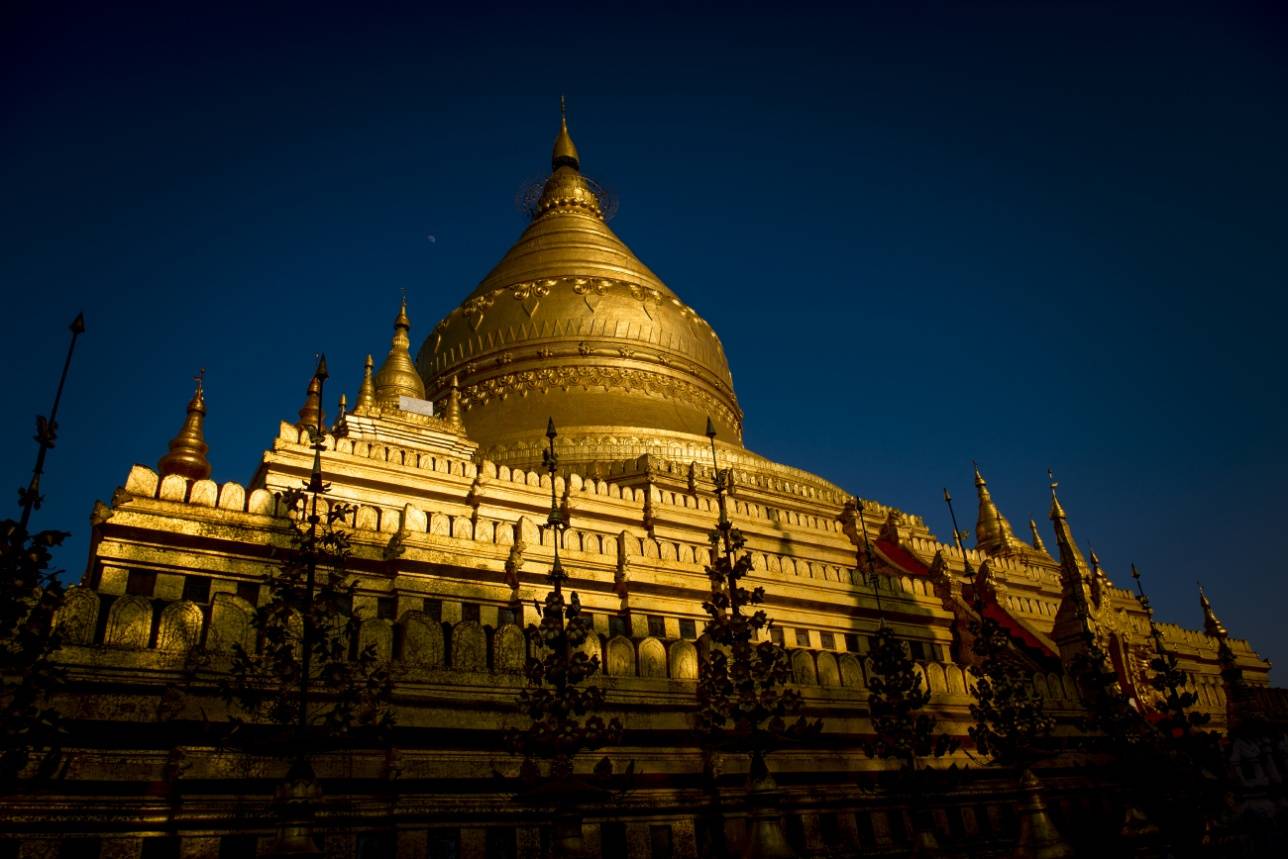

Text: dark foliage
xmin=219 ymin=487 xmax=393 ymax=742
xmin=698 ymin=525 xmax=818 ymax=751
xmin=505 ymin=586 xmax=621 ymax=783
xmin=1148 ymin=649 xmax=1211 ymax=739
xmin=0 ymin=519 xmax=66 ymax=780
xmin=1068 ymin=642 xmax=1149 ymax=746
xmin=864 ymin=625 xmax=958 ymax=766
xmin=966 ymin=614 xmax=1052 ymax=767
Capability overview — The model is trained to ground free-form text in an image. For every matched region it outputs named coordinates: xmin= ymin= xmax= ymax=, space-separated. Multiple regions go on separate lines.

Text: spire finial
xmin=296 ymin=366 xmax=324 ymax=432
xmin=552 ymin=96 xmax=580 ymax=171
xmin=374 ymin=295 xmax=426 ymax=407
xmin=1048 ymin=467 xmax=1066 ymax=520
xmin=158 ymin=370 xmax=212 ymax=481
xmin=395 ymin=289 xmax=410 ymax=330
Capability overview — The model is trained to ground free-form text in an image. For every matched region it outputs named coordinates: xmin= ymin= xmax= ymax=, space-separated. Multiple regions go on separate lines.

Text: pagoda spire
xmin=444 ymin=373 xmax=463 ymax=429
xmin=531 ymin=98 xmax=603 ymax=221
xmin=158 ymin=370 xmax=212 ymax=481
xmin=1198 ymin=582 xmax=1248 ymax=726
xmin=1199 ymin=583 xmax=1228 ymax=640
xmin=552 ymin=95 xmax=580 ymax=171
xmin=1047 ymin=469 xmax=1102 ymax=661
xmin=1088 ymin=548 xmax=1112 ymax=604
xmin=296 ymin=370 xmax=324 ymax=432
xmin=373 ymin=295 xmax=426 ymax=407
xmin=1047 ymin=468 xmax=1088 ymax=575
xmin=1028 ymin=518 xmax=1048 ymax=553
xmin=972 ymin=462 xmax=1022 ymax=555
xmin=355 ymin=354 xmax=376 ymax=412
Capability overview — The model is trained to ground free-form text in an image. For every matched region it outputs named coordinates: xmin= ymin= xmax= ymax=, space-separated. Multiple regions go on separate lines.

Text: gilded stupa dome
xmin=418 ymin=109 xmax=744 ymax=471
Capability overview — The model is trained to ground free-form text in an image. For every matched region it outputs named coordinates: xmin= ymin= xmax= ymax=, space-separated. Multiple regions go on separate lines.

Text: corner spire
xmin=1198 ymin=582 xmax=1247 ymax=722
xmin=972 ymin=462 xmax=1021 ymax=555
xmin=373 ymin=295 xmax=426 ymax=407
xmin=355 ymin=354 xmax=376 ymax=412
xmin=1047 ymin=468 xmax=1090 ymax=584
xmin=444 ymin=373 xmax=463 ymax=429
xmin=552 ymin=95 xmax=580 ymax=172
xmin=1029 ymin=518 xmax=1048 ymax=553
xmin=1199 ymin=583 xmax=1228 ymax=640
xmin=296 ymin=369 xmax=324 ymax=432
xmin=158 ymin=370 xmax=212 ymax=481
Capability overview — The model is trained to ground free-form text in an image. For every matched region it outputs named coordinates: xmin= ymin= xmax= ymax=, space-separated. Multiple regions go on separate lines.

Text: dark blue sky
xmin=4 ymin=2 xmax=1286 ymax=670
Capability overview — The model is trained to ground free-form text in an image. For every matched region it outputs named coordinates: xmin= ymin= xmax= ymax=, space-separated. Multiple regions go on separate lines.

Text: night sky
xmin=3 ymin=3 xmax=1285 ymax=671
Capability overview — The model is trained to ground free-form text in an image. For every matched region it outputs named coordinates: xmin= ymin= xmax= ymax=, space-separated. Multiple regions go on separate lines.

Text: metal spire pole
xmin=19 ymin=312 xmax=85 ymax=530
xmin=1130 ymin=563 xmax=1168 ymax=660
xmin=541 ymin=417 xmax=574 ymax=710
xmin=944 ymin=486 xmax=982 ymax=613
xmin=853 ymin=498 xmax=884 ymax=623
xmin=705 ymin=417 xmax=738 ymax=616
xmin=543 ymin=417 xmax=564 ymax=589
xmin=942 ymin=487 xmax=969 ymax=567
xmin=298 ymin=354 xmax=328 ymax=745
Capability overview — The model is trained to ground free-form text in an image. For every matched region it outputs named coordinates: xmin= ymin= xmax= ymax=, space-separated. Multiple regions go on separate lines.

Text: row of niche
xmin=124 ymin=463 xmax=937 ymax=599
xmin=285 ymin=419 xmax=861 ymax=534
xmin=48 ymin=585 xmax=1113 ymax=700
xmin=484 ymin=434 xmax=859 ymax=509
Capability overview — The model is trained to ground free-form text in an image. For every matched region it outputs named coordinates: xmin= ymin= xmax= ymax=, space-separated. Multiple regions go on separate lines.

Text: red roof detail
xmin=981 ymin=602 xmax=1058 ymax=659
xmin=873 ymin=539 xmax=930 ymax=576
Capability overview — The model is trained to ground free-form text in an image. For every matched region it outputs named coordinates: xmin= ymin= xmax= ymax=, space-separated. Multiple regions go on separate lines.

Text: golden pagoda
xmin=418 ymin=103 xmax=749 ymax=477
xmin=10 ymin=107 xmax=1282 ymax=859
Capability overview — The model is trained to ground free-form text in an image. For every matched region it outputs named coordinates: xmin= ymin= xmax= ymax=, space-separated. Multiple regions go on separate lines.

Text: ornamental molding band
xmin=455 ymin=364 xmax=740 ymax=433
xmin=420 ymin=274 xmax=744 ymax=454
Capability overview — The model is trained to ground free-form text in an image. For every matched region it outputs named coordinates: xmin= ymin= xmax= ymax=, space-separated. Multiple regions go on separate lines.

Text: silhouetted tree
xmin=864 ymin=625 xmax=958 ymax=767
xmin=1147 ymin=648 xmax=1210 ymax=740
xmin=864 ymin=625 xmax=960 ymax=855
xmin=504 ymin=420 xmax=622 ymax=857
xmin=966 ymin=614 xmax=1053 ymax=768
xmin=506 ymin=585 xmax=622 ymax=776
xmin=220 ymin=485 xmax=394 ymax=743
xmin=698 ymin=523 xmax=817 ymax=763
xmin=1 ymin=314 xmax=84 ymax=782
xmin=0 ymin=520 xmax=66 ymax=781
xmin=1068 ymin=641 xmax=1148 ymax=745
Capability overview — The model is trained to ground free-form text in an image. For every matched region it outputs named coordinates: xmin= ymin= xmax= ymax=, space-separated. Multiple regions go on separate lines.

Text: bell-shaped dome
xmin=417 ymin=110 xmax=743 ymax=468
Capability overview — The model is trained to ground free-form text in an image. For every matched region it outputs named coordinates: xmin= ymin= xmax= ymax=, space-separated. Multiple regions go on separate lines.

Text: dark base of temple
xmin=4 ymin=762 xmax=1286 ymax=859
